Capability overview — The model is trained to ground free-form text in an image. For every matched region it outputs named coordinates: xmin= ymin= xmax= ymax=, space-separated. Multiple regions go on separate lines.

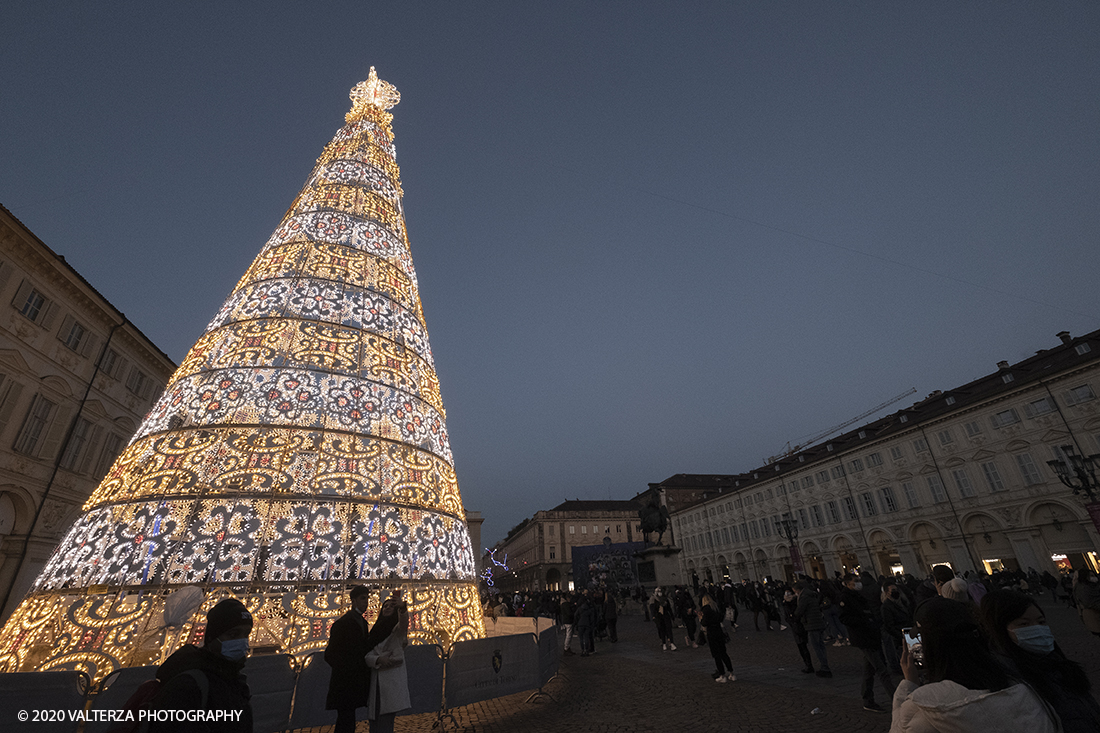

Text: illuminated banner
xmin=444 ymin=634 xmax=538 ymax=709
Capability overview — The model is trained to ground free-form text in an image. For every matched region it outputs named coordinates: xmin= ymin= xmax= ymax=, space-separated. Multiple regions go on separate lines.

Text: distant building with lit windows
xmin=483 ymin=500 xmax=643 ymax=593
xmin=670 ymin=329 xmax=1100 ymax=584
xmin=0 ymin=204 xmax=175 ymax=622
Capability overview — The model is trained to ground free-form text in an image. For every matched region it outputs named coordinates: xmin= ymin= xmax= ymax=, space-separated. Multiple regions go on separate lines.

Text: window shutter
xmin=11 ymin=279 xmax=33 ymax=309
xmin=77 ymin=424 xmax=104 ymax=474
xmin=81 ymin=333 xmax=100 ymax=359
xmin=58 ymin=314 xmax=76 ymax=343
xmin=39 ymin=301 xmax=59 ymax=331
xmin=0 ymin=261 xmax=13 ymax=294
xmin=111 ymin=356 xmax=129 ymax=380
xmin=38 ymin=403 xmax=73 ymax=460
xmin=0 ymin=380 xmax=23 ymax=437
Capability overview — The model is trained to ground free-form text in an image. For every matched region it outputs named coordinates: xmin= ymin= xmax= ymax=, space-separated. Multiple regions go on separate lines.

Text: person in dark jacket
xmin=839 ymin=573 xmax=894 ymax=713
xmin=149 ymin=598 xmax=255 ymax=733
xmin=879 ymin=580 xmax=912 ymax=675
xmin=793 ymin=581 xmax=831 ymax=677
xmin=325 ymin=586 xmax=401 ymax=733
xmin=575 ymin=593 xmax=598 ymax=656
xmin=981 ymin=589 xmax=1100 ymax=733
xmin=602 ymin=590 xmax=619 ymax=643
xmin=700 ymin=594 xmax=734 ymax=682
xmin=559 ymin=593 xmax=577 ymax=655
xmin=650 ymin=587 xmax=677 ymax=650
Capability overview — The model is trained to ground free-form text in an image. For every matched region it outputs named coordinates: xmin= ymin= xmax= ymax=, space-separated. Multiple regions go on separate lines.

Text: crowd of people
xmin=484 ymin=564 xmax=1100 ymax=731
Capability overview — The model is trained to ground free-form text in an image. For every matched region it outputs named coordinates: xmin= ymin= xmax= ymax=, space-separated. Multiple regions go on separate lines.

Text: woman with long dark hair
xmin=699 ymin=594 xmax=734 ymax=682
xmin=980 ymin=589 xmax=1100 ymax=733
xmin=890 ymin=596 xmax=1058 ymax=732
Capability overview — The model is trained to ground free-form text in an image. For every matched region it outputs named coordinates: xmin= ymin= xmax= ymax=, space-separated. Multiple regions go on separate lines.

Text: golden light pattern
xmin=0 ymin=68 xmax=484 ymax=682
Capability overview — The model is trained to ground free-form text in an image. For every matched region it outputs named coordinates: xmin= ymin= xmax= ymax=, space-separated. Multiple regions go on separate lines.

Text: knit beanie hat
xmin=204 ymin=599 xmax=253 ymax=644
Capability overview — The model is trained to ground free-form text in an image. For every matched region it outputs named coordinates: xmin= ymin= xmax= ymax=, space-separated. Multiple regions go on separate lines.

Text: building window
xmin=62 ymin=319 xmax=87 ymax=352
xmin=581 ymin=525 xmax=587 ymax=535
xmin=952 ymin=469 xmax=976 ymax=498
xmin=754 ymin=492 xmax=763 ymax=503
xmin=945 ymin=396 xmax=956 ymax=405
xmin=776 ymin=484 xmax=786 ymax=496
xmin=926 ymin=475 xmax=948 ymax=503
xmin=810 ymin=505 xmax=824 ymax=527
xmin=991 ymin=408 xmax=1020 ymax=428
xmin=1064 ymin=384 xmax=1096 ymax=406
xmin=816 ymin=470 xmax=829 ymax=484
xmin=965 ymin=421 xmax=983 ymax=437
xmin=937 ymin=429 xmax=953 ymax=446
xmin=707 ymin=532 xmax=714 ymax=548
xmin=126 ymin=367 xmax=153 ymax=399
xmin=615 ymin=524 xmax=621 ymax=533
xmin=913 ymin=438 xmax=928 ymax=453
xmin=569 ymin=525 xmax=575 ymax=535
xmin=593 ymin=525 xmax=598 ymax=534
xmin=721 ymin=527 xmax=731 ymax=544
xmin=830 ymin=466 xmax=845 ymax=480
xmin=849 ymin=458 xmax=864 ymax=472
xmin=13 ymin=395 xmax=56 ymax=455
xmin=59 ymin=417 xmax=94 ymax=471
xmin=1015 ymin=453 xmax=1043 ymax=485
xmin=93 ymin=433 xmax=124 ymax=479
xmin=730 ymin=525 xmax=739 ymax=542
xmin=879 ymin=486 xmax=899 ymax=513
xmin=549 ymin=524 xmax=555 ymax=535
xmin=981 ymin=461 xmax=1006 ymax=492
xmin=797 ymin=508 xmax=809 ymax=530
xmin=890 ymin=446 xmax=904 ymax=461
xmin=867 ymin=452 xmax=883 ymax=467
xmin=1002 ymin=373 xmax=1015 ymax=384
xmin=1024 ymin=397 xmax=1056 ymax=417
xmin=825 ymin=500 xmax=840 ymax=523
xmin=773 ymin=516 xmax=783 ymax=535
xmin=740 ymin=523 xmax=748 ymax=540
xmin=765 ymin=489 xmax=773 ymax=500
xmin=842 ymin=497 xmax=858 ymax=521
xmin=1075 ymin=343 xmax=1092 ymax=355
xmin=860 ymin=492 xmax=878 ymax=517
xmin=750 ymin=520 xmax=760 ymax=539
xmin=549 ymin=547 xmax=556 ymax=559
xmin=902 ymin=481 xmax=920 ymax=508
xmin=745 ymin=495 xmax=753 ymax=506
xmin=802 ymin=476 xmax=815 ymax=489
xmin=760 ymin=519 xmax=770 ymax=538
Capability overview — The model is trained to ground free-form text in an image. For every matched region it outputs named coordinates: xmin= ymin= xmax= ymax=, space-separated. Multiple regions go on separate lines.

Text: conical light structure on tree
xmin=0 ymin=69 xmax=484 ymax=680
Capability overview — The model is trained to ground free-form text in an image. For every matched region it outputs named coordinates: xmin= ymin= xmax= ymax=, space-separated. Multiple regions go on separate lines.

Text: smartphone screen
xmin=902 ymin=626 xmax=923 ymax=666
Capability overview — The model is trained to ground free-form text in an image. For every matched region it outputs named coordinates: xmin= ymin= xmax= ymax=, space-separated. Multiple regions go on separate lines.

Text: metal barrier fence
xmin=0 ymin=628 xmax=562 ymax=733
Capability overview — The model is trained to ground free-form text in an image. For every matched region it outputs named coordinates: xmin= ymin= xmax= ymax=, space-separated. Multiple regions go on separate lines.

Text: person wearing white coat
xmin=365 ymin=595 xmax=411 ymax=733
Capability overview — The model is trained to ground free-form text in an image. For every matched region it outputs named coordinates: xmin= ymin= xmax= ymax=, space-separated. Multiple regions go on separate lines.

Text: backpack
xmin=107 ymin=669 xmax=209 ymax=733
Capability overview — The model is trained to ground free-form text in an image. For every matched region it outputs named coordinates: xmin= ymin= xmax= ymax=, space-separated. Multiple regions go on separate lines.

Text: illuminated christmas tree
xmin=0 ymin=68 xmax=484 ymax=680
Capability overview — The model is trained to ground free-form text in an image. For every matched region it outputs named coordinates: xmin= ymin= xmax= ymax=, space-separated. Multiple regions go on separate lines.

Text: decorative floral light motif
xmin=0 ymin=68 xmax=483 ymax=682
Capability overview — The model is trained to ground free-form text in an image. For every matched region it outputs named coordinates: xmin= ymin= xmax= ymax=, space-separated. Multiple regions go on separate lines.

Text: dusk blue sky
xmin=3 ymin=3 xmax=1098 ymax=545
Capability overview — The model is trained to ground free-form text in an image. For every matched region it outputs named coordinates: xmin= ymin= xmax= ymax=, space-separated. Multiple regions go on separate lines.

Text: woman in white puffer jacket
xmin=365 ymin=592 xmax=412 ymax=733
xmin=890 ymin=596 xmax=1060 ymax=733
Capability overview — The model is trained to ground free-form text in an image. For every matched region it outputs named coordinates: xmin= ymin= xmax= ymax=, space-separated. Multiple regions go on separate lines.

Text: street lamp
xmin=779 ymin=512 xmax=801 ymax=577
xmin=1047 ymin=444 xmax=1100 ymax=502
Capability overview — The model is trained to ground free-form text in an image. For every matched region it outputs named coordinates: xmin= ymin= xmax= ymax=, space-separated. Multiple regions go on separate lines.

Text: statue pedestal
xmin=633 ymin=545 xmax=683 ymax=589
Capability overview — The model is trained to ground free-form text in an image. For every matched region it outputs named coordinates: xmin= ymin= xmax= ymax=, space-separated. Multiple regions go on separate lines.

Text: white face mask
xmin=1013 ymin=625 xmax=1055 ymax=655
xmin=853 ymin=582 xmax=863 ymax=591
xmin=219 ymin=638 xmax=250 ymax=661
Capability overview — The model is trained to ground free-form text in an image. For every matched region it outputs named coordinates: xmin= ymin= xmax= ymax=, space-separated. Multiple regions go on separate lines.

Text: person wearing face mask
xmin=149 ymin=598 xmax=255 ymax=733
xmin=980 ymin=589 xmax=1100 ymax=733
xmin=891 ymin=596 xmax=1059 ymax=733
xmin=840 ymin=572 xmax=896 ymax=713
xmin=881 ymin=581 xmax=913 ymax=676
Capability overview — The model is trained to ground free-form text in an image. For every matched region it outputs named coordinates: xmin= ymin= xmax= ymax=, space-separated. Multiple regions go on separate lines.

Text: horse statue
xmin=638 ymin=497 xmax=672 ymax=546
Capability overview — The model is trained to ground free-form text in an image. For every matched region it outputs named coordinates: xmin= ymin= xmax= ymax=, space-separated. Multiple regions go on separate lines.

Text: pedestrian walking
xmin=699 ymin=594 xmax=734 ymax=682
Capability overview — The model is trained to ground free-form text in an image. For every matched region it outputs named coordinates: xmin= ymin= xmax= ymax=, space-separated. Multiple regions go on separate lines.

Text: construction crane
xmin=765 ymin=387 xmax=918 ymax=465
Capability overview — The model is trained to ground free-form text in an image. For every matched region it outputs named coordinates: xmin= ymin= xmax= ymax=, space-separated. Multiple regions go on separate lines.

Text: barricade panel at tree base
xmin=444 ymin=632 xmax=540 ymax=710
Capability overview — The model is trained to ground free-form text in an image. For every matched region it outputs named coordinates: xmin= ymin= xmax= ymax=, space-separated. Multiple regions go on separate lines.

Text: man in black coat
xmin=325 ymin=585 xmax=400 ymax=733
xmin=838 ymin=573 xmax=895 ymax=714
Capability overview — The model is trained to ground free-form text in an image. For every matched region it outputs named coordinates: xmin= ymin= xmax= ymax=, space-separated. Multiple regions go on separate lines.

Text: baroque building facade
xmin=0 ymin=204 xmax=175 ymax=622
xmin=672 ymin=329 xmax=1100 ymax=584
xmin=483 ymin=500 xmax=643 ymax=593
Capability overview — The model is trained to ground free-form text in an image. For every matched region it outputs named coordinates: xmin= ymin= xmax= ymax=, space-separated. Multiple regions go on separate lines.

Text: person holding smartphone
xmin=365 ymin=590 xmax=411 ymax=733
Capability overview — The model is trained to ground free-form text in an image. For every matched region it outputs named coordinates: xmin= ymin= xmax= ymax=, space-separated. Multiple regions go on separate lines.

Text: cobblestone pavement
xmin=368 ymin=593 xmax=1097 ymax=733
